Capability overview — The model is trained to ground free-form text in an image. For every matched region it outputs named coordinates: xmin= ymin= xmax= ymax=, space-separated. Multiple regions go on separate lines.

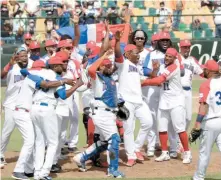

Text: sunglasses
xmin=135 ymin=37 xmax=145 ymax=41
xmin=65 ymin=47 xmax=72 ymax=50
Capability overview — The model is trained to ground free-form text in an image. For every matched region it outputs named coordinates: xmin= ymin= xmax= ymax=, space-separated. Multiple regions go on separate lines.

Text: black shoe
xmin=68 ymin=147 xmax=80 ymax=154
xmin=50 ymin=164 xmax=62 ymax=173
xmin=24 ymin=172 xmax=34 ymax=178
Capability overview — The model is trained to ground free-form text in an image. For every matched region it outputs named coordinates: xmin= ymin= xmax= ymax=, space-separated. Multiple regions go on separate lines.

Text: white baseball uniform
xmin=179 ymin=54 xmax=203 ymax=129
xmin=142 ymin=50 xmax=165 ymax=152
xmin=193 ymin=76 xmax=221 ymax=180
xmin=1 ymin=61 xmax=33 ymax=159
xmin=31 ymin=69 xmax=64 ymax=178
xmin=13 ymin=69 xmax=45 ymax=174
xmin=117 ymin=56 xmax=153 ymax=160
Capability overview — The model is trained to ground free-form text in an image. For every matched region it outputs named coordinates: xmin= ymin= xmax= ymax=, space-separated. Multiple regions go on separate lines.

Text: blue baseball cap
xmin=16 ymin=47 xmax=26 ymax=54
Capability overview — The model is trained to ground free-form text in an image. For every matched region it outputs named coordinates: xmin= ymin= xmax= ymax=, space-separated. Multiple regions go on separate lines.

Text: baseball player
xmin=29 ymin=41 xmax=41 ymax=61
xmin=174 ymin=39 xmax=204 ymax=154
xmin=142 ymin=32 xmax=173 ymax=157
xmin=115 ymin=43 xmax=153 ymax=167
xmin=142 ymin=48 xmax=192 ymax=164
xmin=57 ymin=40 xmax=81 ymax=153
xmin=12 ymin=60 xmax=73 ymax=179
xmin=41 ymin=39 xmax=57 ymax=62
xmin=73 ymin=49 xmax=125 ymax=178
xmin=0 ymin=48 xmax=33 ymax=167
xmin=192 ymin=60 xmax=221 ymax=180
xmin=31 ymin=55 xmax=83 ymax=180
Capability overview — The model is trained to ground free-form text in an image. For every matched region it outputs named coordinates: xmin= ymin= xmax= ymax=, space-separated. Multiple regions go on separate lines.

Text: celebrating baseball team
xmin=1 ymin=18 xmax=221 ymax=180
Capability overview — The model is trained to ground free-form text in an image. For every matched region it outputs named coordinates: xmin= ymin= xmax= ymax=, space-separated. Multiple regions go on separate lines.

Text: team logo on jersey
xmin=128 ymin=65 xmax=138 ymax=73
xmin=14 ymin=75 xmax=24 ymax=83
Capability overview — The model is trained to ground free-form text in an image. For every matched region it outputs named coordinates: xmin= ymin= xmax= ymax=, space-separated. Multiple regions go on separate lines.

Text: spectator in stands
xmin=24 ymin=0 xmax=40 ymax=34
xmin=1 ymin=20 xmax=14 ymax=44
xmin=57 ymin=3 xmax=72 ymax=28
xmin=157 ymin=1 xmax=172 ymax=31
xmin=44 ymin=18 xmax=57 ymax=39
xmin=106 ymin=4 xmax=119 ymax=25
xmin=74 ymin=3 xmax=85 ymax=24
xmin=1 ymin=1 xmax=9 ymax=25
xmin=119 ymin=2 xmax=133 ymax=24
xmin=84 ymin=1 xmax=100 ymax=24
xmin=13 ymin=10 xmax=27 ymax=42
xmin=42 ymin=0 xmax=58 ymax=17
xmin=214 ymin=6 xmax=221 ymax=38
xmin=171 ymin=0 xmax=185 ymax=31
xmin=8 ymin=0 xmax=21 ymax=18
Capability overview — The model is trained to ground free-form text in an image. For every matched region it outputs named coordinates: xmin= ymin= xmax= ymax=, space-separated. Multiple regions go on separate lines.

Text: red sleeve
xmin=199 ymin=79 xmax=211 ymax=103
xmin=3 ymin=63 xmax=12 ymax=72
xmin=177 ymin=54 xmax=184 ymax=70
xmin=88 ymin=57 xmax=104 ymax=80
xmin=116 ymin=55 xmax=124 ymax=63
xmin=141 ymin=75 xmax=166 ymax=86
xmin=161 ymin=63 xmax=177 ymax=78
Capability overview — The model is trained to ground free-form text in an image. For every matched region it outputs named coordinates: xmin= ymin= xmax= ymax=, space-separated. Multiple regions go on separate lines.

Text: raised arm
xmin=1 ymin=54 xmax=17 ymax=79
xmin=88 ymin=49 xmax=113 ymax=80
xmin=99 ymin=20 xmax=111 ymax=57
xmin=72 ymin=15 xmax=80 ymax=47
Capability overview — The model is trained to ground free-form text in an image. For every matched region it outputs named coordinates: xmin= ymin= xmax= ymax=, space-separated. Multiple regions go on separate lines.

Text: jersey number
xmin=215 ymin=91 xmax=221 ymax=105
xmin=163 ymin=81 xmax=170 ymax=91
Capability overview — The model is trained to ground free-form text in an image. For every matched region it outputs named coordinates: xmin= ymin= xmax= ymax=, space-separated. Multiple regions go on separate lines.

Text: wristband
xmin=3 ymin=63 xmax=12 ymax=72
xmin=196 ymin=114 xmax=205 ymax=123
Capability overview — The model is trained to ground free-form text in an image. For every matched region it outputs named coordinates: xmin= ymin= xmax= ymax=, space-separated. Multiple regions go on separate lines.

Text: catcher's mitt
xmin=189 ymin=128 xmax=202 ymax=143
xmin=116 ymin=105 xmax=130 ymax=121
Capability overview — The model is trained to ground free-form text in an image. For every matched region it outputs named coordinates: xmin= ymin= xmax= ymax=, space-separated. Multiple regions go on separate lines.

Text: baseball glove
xmin=116 ymin=105 xmax=130 ymax=121
xmin=189 ymin=128 xmax=202 ymax=143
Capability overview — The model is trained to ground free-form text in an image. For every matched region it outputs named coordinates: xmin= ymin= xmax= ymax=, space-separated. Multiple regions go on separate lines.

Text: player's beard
xmin=18 ymin=61 xmax=28 ymax=69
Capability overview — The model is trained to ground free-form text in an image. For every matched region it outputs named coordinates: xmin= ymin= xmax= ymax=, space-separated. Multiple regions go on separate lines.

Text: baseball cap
xmin=45 ymin=39 xmax=57 ymax=47
xmin=180 ymin=39 xmax=191 ymax=47
xmin=57 ymin=40 xmax=73 ymax=48
xmin=151 ymin=33 xmax=160 ymax=41
xmin=29 ymin=41 xmax=40 ymax=50
xmin=100 ymin=59 xmax=112 ymax=66
xmin=158 ymin=32 xmax=171 ymax=40
xmin=202 ymin=60 xmax=219 ymax=72
xmin=32 ymin=60 xmax=46 ymax=68
xmin=16 ymin=47 xmax=26 ymax=54
xmin=166 ymin=48 xmax=178 ymax=57
xmin=24 ymin=33 xmax=32 ymax=40
xmin=88 ymin=46 xmax=101 ymax=59
xmin=86 ymin=40 xmax=96 ymax=49
xmin=48 ymin=56 xmax=64 ymax=65
xmin=124 ymin=44 xmax=137 ymax=52
xmin=55 ymin=51 xmax=69 ymax=61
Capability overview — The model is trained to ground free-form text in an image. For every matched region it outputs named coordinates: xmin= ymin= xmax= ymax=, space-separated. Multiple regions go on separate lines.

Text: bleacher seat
xmin=179 ymin=23 xmax=187 ymax=31
xmin=205 ymin=29 xmax=213 ymax=38
xmin=193 ymin=30 xmax=203 ymax=39
xmin=201 ymin=23 xmax=209 ymax=30
xmin=149 ymin=8 xmax=156 ymax=16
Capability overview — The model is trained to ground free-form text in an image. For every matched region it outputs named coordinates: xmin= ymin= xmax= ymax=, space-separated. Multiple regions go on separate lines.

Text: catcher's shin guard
xmin=87 ymin=117 xmax=95 ymax=146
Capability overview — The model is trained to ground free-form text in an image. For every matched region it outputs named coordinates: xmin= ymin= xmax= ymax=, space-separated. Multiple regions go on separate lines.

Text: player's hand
xmin=9 ymin=53 xmax=18 ymax=66
xmin=194 ymin=122 xmax=201 ymax=130
xmin=115 ymin=31 xmax=122 ymax=42
xmin=103 ymin=49 xmax=113 ymax=59
xmin=63 ymin=78 xmax=76 ymax=86
xmin=152 ymin=60 xmax=160 ymax=71
xmin=75 ymin=77 xmax=84 ymax=88
xmin=104 ymin=19 xmax=110 ymax=32
xmin=71 ymin=15 xmax=79 ymax=24
xmin=51 ymin=30 xmax=60 ymax=40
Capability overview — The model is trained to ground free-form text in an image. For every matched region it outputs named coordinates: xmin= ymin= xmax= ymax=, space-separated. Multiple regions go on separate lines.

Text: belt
xmin=94 ymin=107 xmax=117 ymax=113
xmin=15 ymin=107 xmax=29 ymax=112
xmin=183 ymin=86 xmax=191 ymax=91
xmin=33 ymin=102 xmax=50 ymax=106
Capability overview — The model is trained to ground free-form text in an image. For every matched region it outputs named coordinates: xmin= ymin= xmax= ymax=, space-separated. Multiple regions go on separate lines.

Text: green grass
xmin=1 ymin=78 xmax=220 ymax=179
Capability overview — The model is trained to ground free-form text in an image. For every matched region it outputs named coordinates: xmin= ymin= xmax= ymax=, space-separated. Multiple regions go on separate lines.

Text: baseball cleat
xmin=135 ymin=152 xmax=144 ymax=161
xmin=183 ymin=151 xmax=192 ymax=164
xmin=50 ymin=163 xmax=62 ymax=173
xmin=73 ymin=154 xmax=87 ymax=172
xmin=147 ymin=150 xmax=155 ymax=157
xmin=24 ymin=172 xmax=34 ymax=178
xmin=12 ymin=172 xmax=29 ymax=180
xmin=107 ymin=170 xmax=125 ymax=178
xmin=126 ymin=159 xmax=136 ymax=167
xmin=58 ymin=154 xmax=68 ymax=160
xmin=169 ymin=151 xmax=178 ymax=159
xmin=39 ymin=176 xmax=52 ymax=180
xmin=155 ymin=151 xmax=170 ymax=162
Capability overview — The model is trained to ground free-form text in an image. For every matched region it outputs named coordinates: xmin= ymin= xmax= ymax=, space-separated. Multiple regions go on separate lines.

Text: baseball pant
xmin=66 ymin=100 xmax=79 ymax=148
xmin=13 ymin=109 xmax=35 ymax=173
xmin=123 ymin=101 xmax=153 ymax=160
xmin=183 ymin=89 xmax=192 ymax=130
xmin=193 ymin=118 xmax=221 ymax=180
xmin=31 ymin=104 xmax=59 ymax=178
xmin=144 ymin=86 xmax=160 ymax=152
xmin=1 ymin=108 xmax=16 ymax=158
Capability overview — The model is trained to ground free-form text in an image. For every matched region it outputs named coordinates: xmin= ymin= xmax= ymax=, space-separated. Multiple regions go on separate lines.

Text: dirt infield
xmin=1 ymin=146 xmax=220 ymax=179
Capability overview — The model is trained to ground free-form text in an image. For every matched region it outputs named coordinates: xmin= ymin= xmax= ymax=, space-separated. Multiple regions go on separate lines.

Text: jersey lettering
xmin=14 ymin=75 xmax=24 ymax=83
xmin=128 ymin=65 xmax=138 ymax=73
xmin=163 ymin=81 xmax=170 ymax=91
xmin=152 ymin=58 xmax=164 ymax=64
xmin=215 ymin=91 xmax=221 ymax=105
xmin=184 ymin=64 xmax=194 ymax=72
